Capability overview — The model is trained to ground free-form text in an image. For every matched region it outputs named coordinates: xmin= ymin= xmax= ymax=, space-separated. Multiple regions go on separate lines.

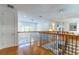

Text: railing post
xmin=72 ymin=36 xmax=73 ymax=55
xmin=75 ymin=36 xmax=77 ymax=55
xmin=64 ymin=35 xmax=68 ymax=55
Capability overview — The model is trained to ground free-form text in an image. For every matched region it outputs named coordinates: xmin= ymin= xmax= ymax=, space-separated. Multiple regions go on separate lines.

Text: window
xmin=18 ymin=22 xmax=37 ymax=32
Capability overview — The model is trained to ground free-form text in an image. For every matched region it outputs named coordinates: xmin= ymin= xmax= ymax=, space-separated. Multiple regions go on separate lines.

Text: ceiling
xmin=13 ymin=4 xmax=79 ymax=23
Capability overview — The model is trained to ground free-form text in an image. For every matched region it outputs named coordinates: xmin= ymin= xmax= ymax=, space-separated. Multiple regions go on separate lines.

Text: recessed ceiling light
xmin=39 ymin=16 xmax=42 ymax=18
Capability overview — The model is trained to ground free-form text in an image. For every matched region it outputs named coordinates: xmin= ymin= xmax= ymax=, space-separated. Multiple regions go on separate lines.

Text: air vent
xmin=7 ymin=4 xmax=14 ymax=9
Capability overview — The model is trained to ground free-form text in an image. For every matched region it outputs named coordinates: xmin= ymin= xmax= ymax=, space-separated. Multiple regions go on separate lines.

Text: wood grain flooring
xmin=18 ymin=46 xmax=54 ymax=55
xmin=18 ymin=40 xmax=54 ymax=55
xmin=0 ymin=41 xmax=54 ymax=55
xmin=0 ymin=46 xmax=17 ymax=55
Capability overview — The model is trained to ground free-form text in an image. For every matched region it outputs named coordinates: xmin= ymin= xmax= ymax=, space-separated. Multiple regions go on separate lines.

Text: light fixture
xmin=57 ymin=8 xmax=64 ymax=19
xmin=59 ymin=9 xmax=64 ymax=14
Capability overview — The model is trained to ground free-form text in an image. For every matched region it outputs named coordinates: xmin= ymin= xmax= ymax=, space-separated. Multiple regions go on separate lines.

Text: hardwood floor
xmin=18 ymin=40 xmax=54 ymax=55
xmin=18 ymin=46 xmax=54 ymax=55
xmin=0 ymin=46 xmax=17 ymax=55
xmin=0 ymin=42 xmax=54 ymax=55
xmin=0 ymin=38 xmax=55 ymax=55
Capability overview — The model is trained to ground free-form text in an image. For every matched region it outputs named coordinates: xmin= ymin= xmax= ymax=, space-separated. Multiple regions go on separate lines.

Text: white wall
xmin=63 ymin=18 xmax=79 ymax=35
xmin=0 ymin=5 xmax=18 ymax=49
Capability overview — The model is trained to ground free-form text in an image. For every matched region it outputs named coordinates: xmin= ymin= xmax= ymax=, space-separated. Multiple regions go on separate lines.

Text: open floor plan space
xmin=0 ymin=4 xmax=79 ymax=55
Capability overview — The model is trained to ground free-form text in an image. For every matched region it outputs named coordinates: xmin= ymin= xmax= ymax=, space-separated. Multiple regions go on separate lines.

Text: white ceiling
xmin=14 ymin=4 xmax=79 ymax=23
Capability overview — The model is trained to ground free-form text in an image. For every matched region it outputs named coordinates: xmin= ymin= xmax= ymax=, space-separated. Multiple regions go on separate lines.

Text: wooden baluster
xmin=75 ymin=36 xmax=77 ymax=55
xmin=64 ymin=35 xmax=67 ymax=55
xmin=60 ymin=34 xmax=62 ymax=55
xmin=39 ymin=32 xmax=41 ymax=46
xmin=56 ymin=34 xmax=58 ymax=55
xmin=67 ymin=35 xmax=69 ymax=55
xmin=72 ymin=36 xmax=73 ymax=55
xmin=62 ymin=34 xmax=65 ymax=55
xmin=57 ymin=35 xmax=61 ymax=55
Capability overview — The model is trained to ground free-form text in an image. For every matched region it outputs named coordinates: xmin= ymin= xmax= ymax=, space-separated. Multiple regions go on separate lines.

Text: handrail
xmin=39 ymin=31 xmax=79 ymax=55
xmin=18 ymin=31 xmax=79 ymax=55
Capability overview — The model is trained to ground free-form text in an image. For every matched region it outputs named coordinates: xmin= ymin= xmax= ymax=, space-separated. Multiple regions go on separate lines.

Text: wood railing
xmin=39 ymin=31 xmax=79 ymax=55
xmin=18 ymin=31 xmax=79 ymax=55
